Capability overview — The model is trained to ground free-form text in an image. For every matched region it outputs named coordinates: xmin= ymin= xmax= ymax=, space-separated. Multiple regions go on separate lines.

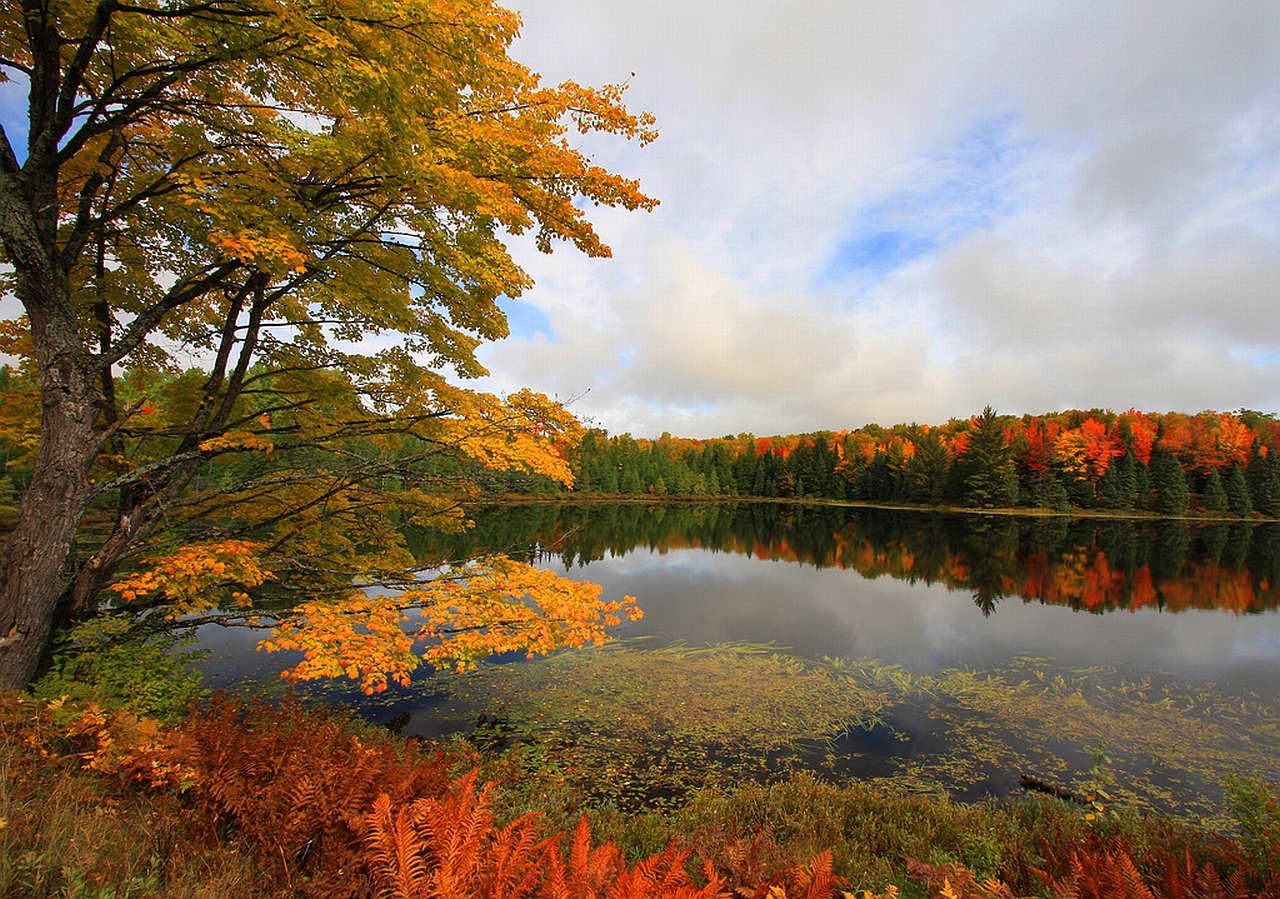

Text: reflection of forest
xmin=412 ymin=503 xmax=1280 ymax=615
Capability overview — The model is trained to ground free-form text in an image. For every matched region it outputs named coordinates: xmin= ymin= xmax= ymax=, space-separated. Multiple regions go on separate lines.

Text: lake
xmin=197 ymin=503 xmax=1280 ymax=822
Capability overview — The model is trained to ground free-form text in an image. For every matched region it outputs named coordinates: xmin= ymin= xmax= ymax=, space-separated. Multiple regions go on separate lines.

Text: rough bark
xmin=0 ymin=282 xmax=103 ymax=690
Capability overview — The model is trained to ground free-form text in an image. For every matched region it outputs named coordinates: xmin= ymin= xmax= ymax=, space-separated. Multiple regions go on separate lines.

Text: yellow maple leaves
xmin=261 ymin=557 xmax=641 ymax=695
xmin=110 ymin=541 xmax=272 ymax=617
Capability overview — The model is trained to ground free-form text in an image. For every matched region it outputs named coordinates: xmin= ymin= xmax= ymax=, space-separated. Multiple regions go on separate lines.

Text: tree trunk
xmin=0 ymin=229 xmax=103 ymax=689
xmin=0 ymin=376 xmax=100 ymax=690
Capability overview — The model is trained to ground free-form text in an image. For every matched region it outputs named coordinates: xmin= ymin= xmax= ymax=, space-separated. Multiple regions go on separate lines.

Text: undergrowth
xmin=2 ymin=689 xmax=1279 ymax=899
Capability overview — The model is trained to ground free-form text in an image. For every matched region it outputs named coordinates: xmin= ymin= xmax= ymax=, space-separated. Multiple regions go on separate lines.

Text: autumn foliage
xmin=11 ymin=690 xmax=1280 ymax=899
xmin=13 ymin=692 xmax=843 ymax=899
xmin=569 ymin=408 xmax=1280 ymax=518
xmin=0 ymin=0 xmax=658 ymax=691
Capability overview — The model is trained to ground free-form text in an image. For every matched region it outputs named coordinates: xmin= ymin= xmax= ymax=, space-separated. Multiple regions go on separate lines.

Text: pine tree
xmin=1151 ymin=449 xmax=1190 ymax=516
xmin=1202 ymin=469 xmax=1228 ymax=513
xmin=906 ymin=431 xmax=950 ymax=506
xmin=962 ymin=407 xmax=1018 ymax=508
xmin=1225 ymin=464 xmax=1252 ymax=517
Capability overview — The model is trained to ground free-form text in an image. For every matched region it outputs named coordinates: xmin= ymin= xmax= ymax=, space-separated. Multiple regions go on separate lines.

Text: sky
xmin=469 ymin=0 xmax=1280 ymax=439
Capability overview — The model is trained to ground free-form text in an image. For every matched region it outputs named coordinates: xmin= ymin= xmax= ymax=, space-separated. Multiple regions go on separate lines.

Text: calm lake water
xmin=198 ymin=503 xmax=1280 ymax=820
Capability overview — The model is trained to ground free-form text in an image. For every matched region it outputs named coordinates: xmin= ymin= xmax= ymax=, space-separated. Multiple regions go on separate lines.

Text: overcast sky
xmin=467 ymin=0 xmax=1280 ymax=438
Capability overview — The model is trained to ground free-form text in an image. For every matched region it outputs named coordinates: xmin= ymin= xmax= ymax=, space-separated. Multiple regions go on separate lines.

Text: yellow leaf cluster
xmin=47 ymin=698 xmax=194 ymax=788
xmin=434 ymin=388 xmax=586 ymax=487
xmin=110 ymin=540 xmax=272 ymax=616
xmin=259 ymin=557 xmax=641 ymax=695
xmin=198 ymin=431 xmax=276 ymax=454
xmin=263 ymin=594 xmax=418 ymax=695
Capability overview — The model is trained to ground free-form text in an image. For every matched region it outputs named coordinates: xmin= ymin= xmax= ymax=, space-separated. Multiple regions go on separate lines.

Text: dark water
xmin=197 ymin=503 xmax=1280 ymax=817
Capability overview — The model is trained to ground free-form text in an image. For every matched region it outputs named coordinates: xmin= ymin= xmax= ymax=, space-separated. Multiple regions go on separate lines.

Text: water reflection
xmin=209 ymin=503 xmax=1280 ymax=818
xmin=418 ymin=503 xmax=1280 ymax=616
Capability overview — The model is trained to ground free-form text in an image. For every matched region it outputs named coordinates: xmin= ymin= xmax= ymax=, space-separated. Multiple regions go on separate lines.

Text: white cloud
xmin=470 ymin=1 xmax=1280 ymax=437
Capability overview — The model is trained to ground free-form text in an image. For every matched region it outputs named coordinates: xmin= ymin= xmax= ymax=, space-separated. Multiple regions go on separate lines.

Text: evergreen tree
xmin=961 ymin=406 xmax=1018 ymax=508
xmin=905 ymin=431 xmax=950 ymax=505
xmin=1151 ymin=449 xmax=1190 ymax=516
xmin=620 ymin=467 xmax=642 ymax=495
xmin=1133 ymin=456 xmax=1153 ymax=510
xmin=1030 ymin=471 xmax=1071 ymax=512
xmin=1096 ymin=452 xmax=1138 ymax=510
xmin=1202 ymin=469 xmax=1228 ymax=513
xmin=865 ymin=452 xmax=896 ymax=502
xmin=1225 ymin=463 xmax=1251 ymax=517
xmin=1247 ymin=447 xmax=1280 ymax=517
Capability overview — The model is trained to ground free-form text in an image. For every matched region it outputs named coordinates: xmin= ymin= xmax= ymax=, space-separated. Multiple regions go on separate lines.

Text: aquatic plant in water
xmin=427 ymin=642 xmax=1280 ymax=825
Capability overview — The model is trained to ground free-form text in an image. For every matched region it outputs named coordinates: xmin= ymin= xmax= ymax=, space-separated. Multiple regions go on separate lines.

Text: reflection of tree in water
xmin=1248 ymin=522 xmax=1280 ymax=592
xmin=411 ymin=503 xmax=1280 ymax=614
xmin=1223 ymin=522 xmax=1251 ymax=571
xmin=959 ymin=518 xmax=1018 ymax=617
xmin=1151 ymin=521 xmax=1191 ymax=582
xmin=1199 ymin=523 xmax=1229 ymax=567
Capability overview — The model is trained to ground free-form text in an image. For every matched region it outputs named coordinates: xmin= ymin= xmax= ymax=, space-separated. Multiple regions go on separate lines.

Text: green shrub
xmin=31 ymin=617 xmax=207 ymax=722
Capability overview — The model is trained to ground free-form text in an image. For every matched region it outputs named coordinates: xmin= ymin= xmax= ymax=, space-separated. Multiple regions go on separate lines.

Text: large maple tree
xmin=0 ymin=0 xmax=654 ymax=690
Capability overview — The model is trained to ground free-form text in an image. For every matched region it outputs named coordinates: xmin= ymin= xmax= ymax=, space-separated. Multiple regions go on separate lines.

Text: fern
xmin=537 ymin=817 xmax=627 ymax=899
xmin=170 ymin=693 xmax=463 ymax=897
xmin=367 ymin=793 xmax=432 ymax=899
xmin=905 ymin=858 xmax=1022 ymax=899
xmin=364 ymin=775 xmax=735 ymax=899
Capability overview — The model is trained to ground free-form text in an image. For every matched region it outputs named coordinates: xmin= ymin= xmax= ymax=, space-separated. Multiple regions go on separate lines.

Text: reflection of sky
xmin=543 ymin=547 xmax=1280 ymax=697
xmin=194 ymin=542 xmax=1280 ymax=704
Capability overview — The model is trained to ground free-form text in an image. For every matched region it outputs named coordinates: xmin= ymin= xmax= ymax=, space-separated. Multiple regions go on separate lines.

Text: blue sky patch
xmin=499 ymin=297 xmax=556 ymax=342
xmin=820 ymin=114 xmax=1026 ymax=292
xmin=0 ymin=74 xmax=29 ymax=162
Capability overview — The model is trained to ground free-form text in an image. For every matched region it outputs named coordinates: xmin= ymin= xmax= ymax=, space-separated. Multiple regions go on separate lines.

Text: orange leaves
xmin=1052 ymin=417 xmax=1123 ymax=481
xmin=109 ymin=540 xmax=272 ymax=616
xmin=1160 ymin=412 xmax=1257 ymax=474
xmin=364 ymin=772 xmax=726 ymax=899
xmin=197 ymin=430 xmax=275 ymax=454
xmin=408 ymin=557 xmax=642 ymax=671
xmin=260 ymin=557 xmax=641 ymax=694
xmin=263 ymin=593 xmax=418 ymax=695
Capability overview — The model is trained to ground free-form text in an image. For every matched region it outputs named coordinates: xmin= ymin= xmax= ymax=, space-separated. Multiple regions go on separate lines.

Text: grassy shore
xmin=3 ymin=689 xmax=1278 ymax=899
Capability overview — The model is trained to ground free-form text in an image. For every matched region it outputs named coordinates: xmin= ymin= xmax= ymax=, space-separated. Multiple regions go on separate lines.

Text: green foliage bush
xmin=30 ymin=617 xmax=207 ymax=722
xmin=1226 ymin=774 xmax=1280 ymax=883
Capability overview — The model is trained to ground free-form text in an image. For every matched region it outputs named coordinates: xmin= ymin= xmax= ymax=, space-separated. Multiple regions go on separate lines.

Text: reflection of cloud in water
xmin=1229 ymin=634 xmax=1280 ymax=661
xmin=545 ymin=547 xmax=1280 ymax=695
xmin=195 ymin=623 xmax=301 ymax=689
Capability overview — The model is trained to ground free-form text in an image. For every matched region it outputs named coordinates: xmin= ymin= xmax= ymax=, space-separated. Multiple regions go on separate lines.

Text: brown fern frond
xmin=1154 ymin=847 xmax=1258 ymax=899
xmin=1045 ymin=845 xmax=1157 ymax=899
xmin=690 ymin=826 xmax=817 ymax=899
xmin=473 ymin=812 xmax=553 ymax=899
xmin=550 ymin=816 xmax=625 ymax=899
xmin=365 ymin=793 xmax=431 ymax=899
xmin=169 ymin=693 xmax=466 ymax=897
xmin=904 ymin=859 xmax=1019 ymax=899
xmin=613 ymin=844 xmax=725 ymax=899
xmin=791 ymin=849 xmax=840 ymax=899
xmin=409 ymin=771 xmax=495 ymax=899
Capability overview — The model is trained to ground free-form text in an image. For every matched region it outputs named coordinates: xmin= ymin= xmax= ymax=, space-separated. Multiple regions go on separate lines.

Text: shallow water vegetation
xmin=3 ymin=687 xmax=1280 ymax=899
xmin=422 ymin=643 xmax=1280 ymax=829
xmin=433 ymin=642 xmax=902 ymax=805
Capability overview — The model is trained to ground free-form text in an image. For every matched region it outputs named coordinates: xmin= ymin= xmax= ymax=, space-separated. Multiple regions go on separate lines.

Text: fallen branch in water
xmin=1020 ymin=774 xmax=1089 ymax=806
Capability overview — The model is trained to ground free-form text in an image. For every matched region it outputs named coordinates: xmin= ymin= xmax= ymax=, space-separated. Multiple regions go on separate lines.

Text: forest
xmin=566 ymin=406 xmax=1280 ymax=517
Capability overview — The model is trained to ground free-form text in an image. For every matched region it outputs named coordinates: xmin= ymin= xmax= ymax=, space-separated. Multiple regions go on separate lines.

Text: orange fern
xmin=364 ymin=774 xmax=732 ymax=899
xmin=905 ymin=858 xmax=1022 ymax=898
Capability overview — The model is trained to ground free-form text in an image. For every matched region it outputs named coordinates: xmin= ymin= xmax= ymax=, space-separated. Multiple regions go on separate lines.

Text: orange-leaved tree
xmin=0 ymin=0 xmax=655 ymax=690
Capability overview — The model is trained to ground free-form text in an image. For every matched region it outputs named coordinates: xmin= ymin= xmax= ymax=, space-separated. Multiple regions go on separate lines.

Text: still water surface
xmin=199 ymin=503 xmax=1280 ymax=818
